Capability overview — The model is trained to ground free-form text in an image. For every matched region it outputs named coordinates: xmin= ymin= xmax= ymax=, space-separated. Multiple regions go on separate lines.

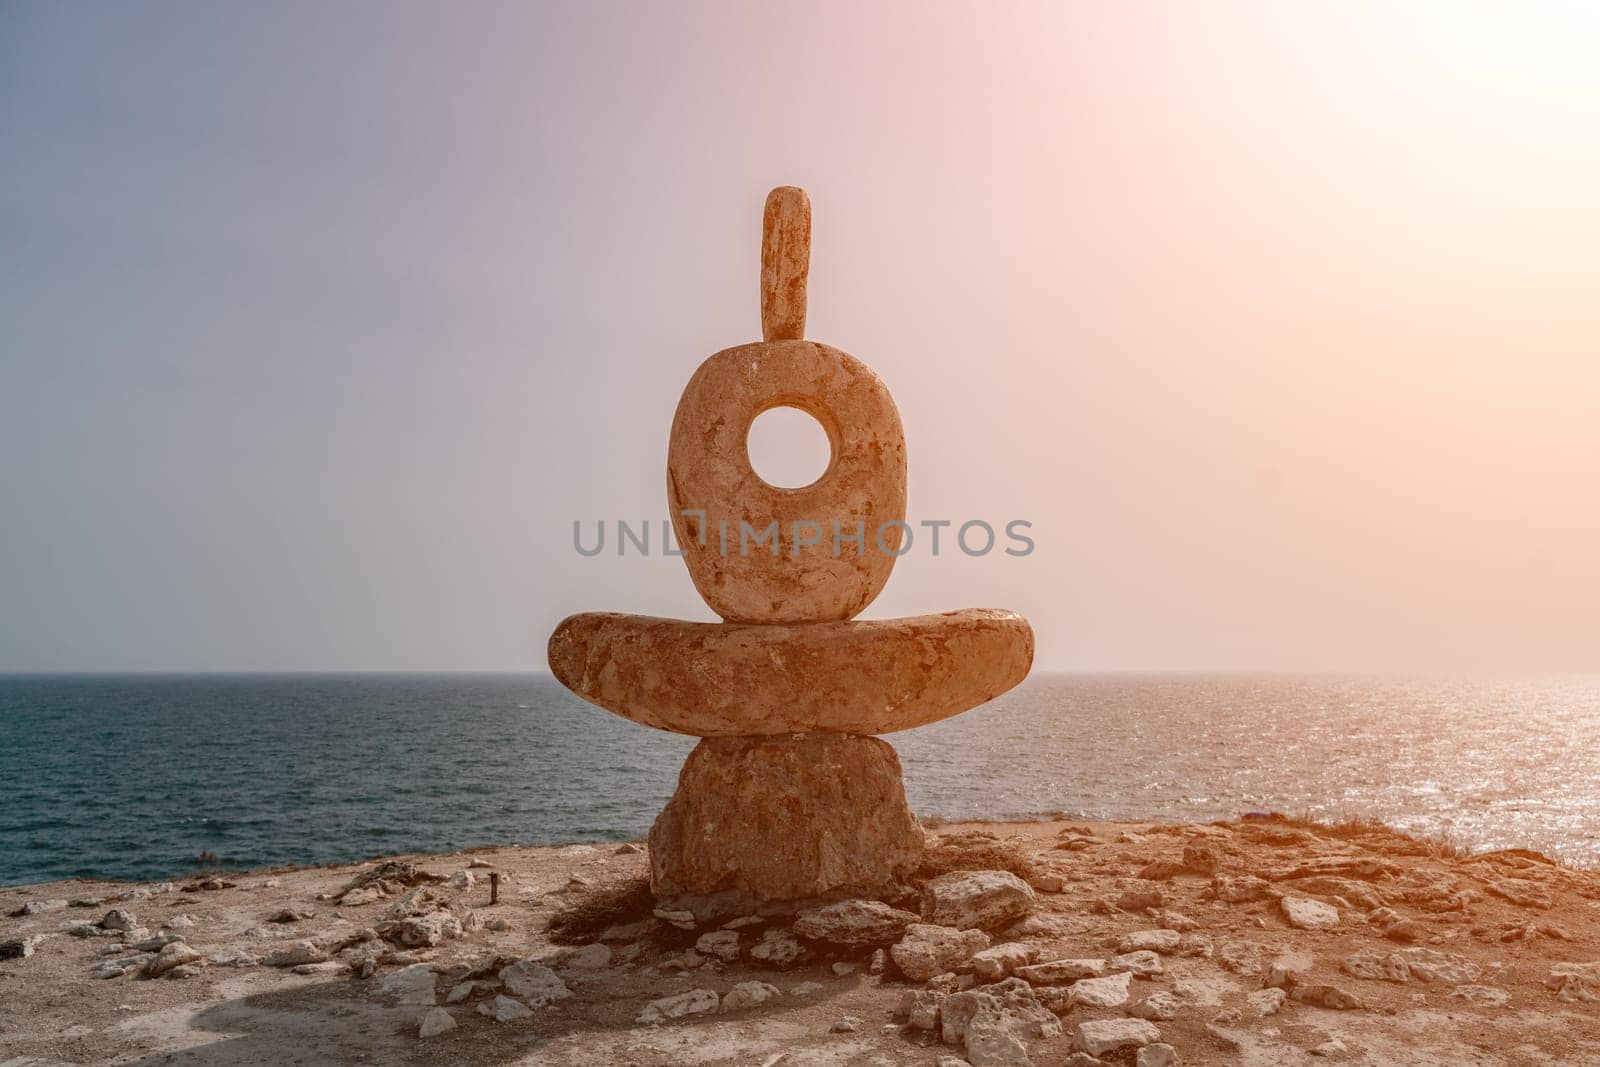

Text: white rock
xmin=1112 ymin=950 xmax=1163 ymax=977
xmin=1280 ymin=896 xmax=1340 ymax=931
xmin=477 ymin=994 xmax=533 ymax=1022
xmin=635 ymin=988 xmax=719 ymax=1024
xmin=100 ymin=908 xmax=137 ymax=931
xmin=721 ymin=980 xmax=781 ymax=1012
xmin=969 ymin=942 xmax=1037 ymax=981
xmin=1016 ymin=958 xmax=1106 ymax=984
xmin=1070 ymin=970 xmax=1132 ymax=1009
xmin=1216 ymin=941 xmax=1265 ymax=976
xmin=695 ymin=930 xmax=742 ymax=961
xmin=292 ymin=960 xmax=348 ymax=976
xmin=381 ymin=910 xmax=463 ymax=947
xmin=1451 ymin=984 xmax=1510 ymax=1007
xmin=16 ymin=898 xmax=68 ymax=915
xmin=1077 ymin=1017 xmax=1161 ymax=1056
xmin=559 ymin=942 xmax=612 ymax=970
xmin=263 ymin=941 xmax=327 ymax=967
xmin=793 ymin=899 xmax=919 ymax=946
xmin=1548 ymin=962 xmax=1600 ymax=1002
xmin=1117 ymin=929 xmax=1181 ymax=954
xmin=90 ymin=955 xmax=146 ymax=979
xmin=1138 ymin=1044 xmax=1181 ymax=1067
xmin=1397 ymin=947 xmax=1480 ymax=984
xmin=964 ymin=1018 xmax=1033 ymax=1067
xmin=418 ymin=1007 xmax=456 ymax=1037
xmin=749 ymin=927 xmax=806 ymax=967
xmin=1129 ymin=990 xmax=1182 ymax=1021
xmin=900 ymin=988 xmax=946 ymax=1030
xmin=498 ymin=960 xmax=571 ymax=1006
xmin=381 ymin=963 xmax=438 ymax=1006
xmin=1247 ymin=987 xmax=1287 ymax=1016
xmin=127 ymin=933 xmax=182 ymax=952
xmin=891 ymin=924 xmax=991 ymax=982
xmin=922 ymin=870 xmax=1036 ymax=931
xmin=1343 ymin=948 xmax=1411 ymax=983
xmin=653 ymin=908 xmax=697 ymax=930
xmin=144 ymin=942 xmax=202 ymax=978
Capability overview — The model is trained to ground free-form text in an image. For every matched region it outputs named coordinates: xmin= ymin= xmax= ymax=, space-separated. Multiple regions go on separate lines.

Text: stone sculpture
xmin=549 ymin=187 xmax=1033 ymax=920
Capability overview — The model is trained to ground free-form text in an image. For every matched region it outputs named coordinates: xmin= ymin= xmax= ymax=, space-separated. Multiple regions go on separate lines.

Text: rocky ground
xmin=2 ymin=816 xmax=1599 ymax=1066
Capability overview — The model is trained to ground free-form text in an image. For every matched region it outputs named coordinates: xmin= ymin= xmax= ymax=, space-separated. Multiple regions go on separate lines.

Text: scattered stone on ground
xmin=2 ymin=816 xmax=1599 ymax=1066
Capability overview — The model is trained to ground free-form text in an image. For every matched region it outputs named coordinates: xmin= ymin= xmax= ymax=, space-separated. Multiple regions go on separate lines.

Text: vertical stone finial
xmin=760 ymin=186 xmax=811 ymax=341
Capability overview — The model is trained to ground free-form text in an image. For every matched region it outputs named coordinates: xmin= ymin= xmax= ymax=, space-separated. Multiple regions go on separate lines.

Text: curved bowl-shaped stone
xmin=546 ymin=608 xmax=1033 ymax=737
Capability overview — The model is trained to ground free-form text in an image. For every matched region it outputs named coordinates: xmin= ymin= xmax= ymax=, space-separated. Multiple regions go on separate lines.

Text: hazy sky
xmin=3 ymin=2 xmax=1598 ymax=672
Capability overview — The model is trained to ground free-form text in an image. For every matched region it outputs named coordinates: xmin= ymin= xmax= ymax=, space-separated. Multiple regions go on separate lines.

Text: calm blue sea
xmin=4 ymin=673 xmax=1599 ymax=886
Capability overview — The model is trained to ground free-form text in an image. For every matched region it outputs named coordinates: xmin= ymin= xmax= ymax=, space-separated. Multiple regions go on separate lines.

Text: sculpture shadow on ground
xmin=117 ymin=965 xmax=881 ymax=1067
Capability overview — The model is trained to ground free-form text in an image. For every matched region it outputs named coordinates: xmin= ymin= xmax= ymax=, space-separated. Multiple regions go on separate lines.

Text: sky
xmin=2 ymin=1 xmax=1599 ymax=673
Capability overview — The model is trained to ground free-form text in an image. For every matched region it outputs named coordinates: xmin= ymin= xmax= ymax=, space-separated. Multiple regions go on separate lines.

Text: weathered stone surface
xmin=900 ymin=988 xmax=946 ymax=1030
xmin=1216 ymin=941 xmax=1266 ymax=976
xmin=1280 ymin=895 xmax=1340 ymax=930
xmin=760 ymin=186 xmax=810 ymax=343
xmin=1128 ymin=991 xmax=1182 ymax=1021
xmin=793 ymin=899 xmax=919 ymax=947
xmin=667 ymin=338 xmax=906 ymax=625
xmin=1077 ymin=1018 xmax=1160 ymax=1056
xmin=721 ymin=980 xmax=781 ymax=1012
xmin=381 ymin=964 xmax=438 ymax=1006
xmin=922 ymin=870 xmax=1036 ymax=931
xmin=1396 ymin=948 xmax=1480 ymax=984
xmin=1111 ymin=950 xmax=1163 ymax=977
xmin=969 ymin=942 xmax=1037 ymax=981
xmin=1451 ymin=984 xmax=1510 ymax=1007
xmin=1486 ymin=877 xmax=1552 ymax=909
xmin=650 ymin=734 xmax=921 ymax=914
xmin=549 ymin=610 xmax=1032 ymax=736
xmin=1016 ymin=958 xmax=1106 ymax=984
xmin=1247 ymin=987 xmax=1287 ymax=1016
xmin=477 ymin=995 xmax=533 ymax=1023
xmin=418 ymin=1007 xmax=456 ymax=1038
xmin=1138 ymin=1044 xmax=1180 ymax=1067
xmin=695 ymin=930 xmax=742 ymax=961
xmin=1117 ymin=929 xmax=1181 ymax=954
xmin=941 ymin=978 xmax=1061 ymax=1049
xmin=1548 ymin=962 xmax=1600 ymax=1002
xmin=143 ymin=942 xmax=201 ymax=978
xmin=1069 ymin=971 xmax=1132 ymax=1008
xmin=262 ymin=941 xmax=327 ymax=968
xmin=498 ymin=961 xmax=571 ymax=1006
xmin=1292 ymin=983 xmax=1365 ymax=1010
xmin=635 ymin=988 xmax=719 ymax=1025
xmin=891 ymin=924 xmax=990 ymax=982
xmin=100 ymin=908 xmax=137 ymax=931
xmin=748 ymin=927 xmax=807 ymax=968
xmin=1344 ymin=948 xmax=1412 ymax=983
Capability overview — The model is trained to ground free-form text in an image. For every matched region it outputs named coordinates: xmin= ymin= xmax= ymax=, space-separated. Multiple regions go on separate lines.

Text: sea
xmin=3 ymin=673 xmax=1598 ymax=887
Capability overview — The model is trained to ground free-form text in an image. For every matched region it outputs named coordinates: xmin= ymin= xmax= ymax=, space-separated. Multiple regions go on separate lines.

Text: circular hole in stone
xmin=746 ymin=406 xmax=831 ymax=489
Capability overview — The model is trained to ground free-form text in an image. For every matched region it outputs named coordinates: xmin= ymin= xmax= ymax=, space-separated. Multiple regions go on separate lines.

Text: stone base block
xmin=649 ymin=733 xmax=923 ymax=921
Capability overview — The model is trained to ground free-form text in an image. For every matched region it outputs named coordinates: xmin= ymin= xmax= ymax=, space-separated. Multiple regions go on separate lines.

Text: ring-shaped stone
xmin=667 ymin=339 xmax=907 ymax=623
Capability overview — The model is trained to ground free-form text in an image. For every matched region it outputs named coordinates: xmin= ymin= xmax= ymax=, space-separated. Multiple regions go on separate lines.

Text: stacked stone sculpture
xmin=549 ymin=186 xmax=1033 ymax=921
